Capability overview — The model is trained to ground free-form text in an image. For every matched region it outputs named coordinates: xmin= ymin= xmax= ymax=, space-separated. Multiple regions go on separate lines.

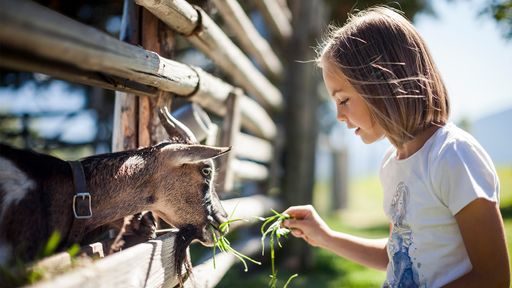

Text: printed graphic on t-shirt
xmin=383 ymin=182 xmax=421 ymax=288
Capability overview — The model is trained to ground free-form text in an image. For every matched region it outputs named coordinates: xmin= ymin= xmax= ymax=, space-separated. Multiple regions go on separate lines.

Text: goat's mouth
xmin=198 ymin=213 xmax=227 ymax=247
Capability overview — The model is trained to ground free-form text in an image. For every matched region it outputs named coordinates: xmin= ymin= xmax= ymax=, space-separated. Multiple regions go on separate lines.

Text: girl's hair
xmin=318 ymin=6 xmax=449 ymax=147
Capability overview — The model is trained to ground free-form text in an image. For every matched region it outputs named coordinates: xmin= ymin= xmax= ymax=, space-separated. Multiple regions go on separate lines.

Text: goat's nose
xmin=212 ymin=208 xmax=228 ymax=225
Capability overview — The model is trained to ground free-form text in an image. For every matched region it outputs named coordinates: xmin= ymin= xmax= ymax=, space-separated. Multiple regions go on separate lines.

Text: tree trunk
xmin=282 ymin=0 xmax=327 ymax=269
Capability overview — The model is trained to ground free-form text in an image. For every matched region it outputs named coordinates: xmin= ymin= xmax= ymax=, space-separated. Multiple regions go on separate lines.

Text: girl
xmin=283 ymin=7 xmax=510 ymax=287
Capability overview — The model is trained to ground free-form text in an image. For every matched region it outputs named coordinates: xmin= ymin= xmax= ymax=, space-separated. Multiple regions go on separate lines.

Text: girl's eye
xmin=338 ymin=98 xmax=349 ymax=106
xmin=201 ymin=167 xmax=212 ymax=176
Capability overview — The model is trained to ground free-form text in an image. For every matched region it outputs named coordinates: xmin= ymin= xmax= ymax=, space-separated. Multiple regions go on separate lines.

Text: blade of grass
xmin=211 ymin=203 xmax=261 ymax=272
xmin=259 ymin=209 xmax=298 ymax=288
xmin=283 ymin=274 xmax=299 ymax=288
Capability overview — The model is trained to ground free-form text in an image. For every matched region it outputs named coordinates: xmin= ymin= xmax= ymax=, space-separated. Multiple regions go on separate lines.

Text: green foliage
xmin=211 ymin=206 xmax=261 ymax=272
xmin=484 ymin=0 xmax=512 ymax=38
xmin=496 ymin=166 xmax=512 ymax=269
xmin=497 ymin=166 xmax=512 ymax=208
xmin=259 ymin=209 xmax=298 ymax=288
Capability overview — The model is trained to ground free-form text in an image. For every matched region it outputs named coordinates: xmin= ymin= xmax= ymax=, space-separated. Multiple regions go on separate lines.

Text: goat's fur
xmin=0 ymin=141 xmax=229 ymax=284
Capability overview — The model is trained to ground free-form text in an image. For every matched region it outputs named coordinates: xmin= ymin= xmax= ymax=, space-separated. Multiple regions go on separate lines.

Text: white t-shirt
xmin=380 ymin=123 xmax=499 ymax=288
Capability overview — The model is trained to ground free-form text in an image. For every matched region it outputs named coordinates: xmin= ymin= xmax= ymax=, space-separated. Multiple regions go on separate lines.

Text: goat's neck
xmin=79 ymin=148 xmax=159 ymax=231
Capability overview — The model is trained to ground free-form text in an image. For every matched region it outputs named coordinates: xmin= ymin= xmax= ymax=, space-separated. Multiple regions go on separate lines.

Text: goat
xmin=0 ymin=107 xmax=229 ymax=284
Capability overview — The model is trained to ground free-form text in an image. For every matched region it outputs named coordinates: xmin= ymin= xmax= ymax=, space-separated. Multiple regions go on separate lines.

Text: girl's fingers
xmin=283 ymin=205 xmax=314 ymax=219
xmin=291 ymin=228 xmax=303 ymax=237
xmin=282 ymin=219 xmax=302 ymax=229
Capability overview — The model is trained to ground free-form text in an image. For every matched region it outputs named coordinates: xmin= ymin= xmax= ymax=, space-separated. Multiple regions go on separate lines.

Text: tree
xmin=484 ymin=0 xmax=512 ymax=38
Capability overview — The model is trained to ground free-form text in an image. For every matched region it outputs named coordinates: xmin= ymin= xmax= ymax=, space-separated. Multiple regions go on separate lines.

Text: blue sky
xmin=414 ymin=0 xmax=512 ymax=122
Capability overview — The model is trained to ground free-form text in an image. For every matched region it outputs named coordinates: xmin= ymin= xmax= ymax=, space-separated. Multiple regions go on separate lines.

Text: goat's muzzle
xmin=207 ymin=210 xmax=228 ymax=235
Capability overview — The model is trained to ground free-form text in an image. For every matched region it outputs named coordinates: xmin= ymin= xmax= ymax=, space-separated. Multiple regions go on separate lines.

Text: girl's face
xmin=321 ymin=58 xmax=385 ymax=144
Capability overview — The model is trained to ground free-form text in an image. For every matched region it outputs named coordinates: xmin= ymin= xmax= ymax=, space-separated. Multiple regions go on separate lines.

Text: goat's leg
xmin=115 ymin=212 xmax=156 ymax=250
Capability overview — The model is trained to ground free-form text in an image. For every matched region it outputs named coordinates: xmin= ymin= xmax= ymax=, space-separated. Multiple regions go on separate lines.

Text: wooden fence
xmin=0 ymin=0 xmax=296 ymax=286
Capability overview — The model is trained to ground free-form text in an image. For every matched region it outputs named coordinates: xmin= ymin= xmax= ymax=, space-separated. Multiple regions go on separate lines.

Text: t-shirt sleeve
xmin=432 ymin=139 xmax=499 ymax=215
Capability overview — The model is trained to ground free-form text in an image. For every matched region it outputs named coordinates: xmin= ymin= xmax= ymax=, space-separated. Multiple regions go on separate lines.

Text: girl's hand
xmin=282 ymin=205 xmax=332 ymax=248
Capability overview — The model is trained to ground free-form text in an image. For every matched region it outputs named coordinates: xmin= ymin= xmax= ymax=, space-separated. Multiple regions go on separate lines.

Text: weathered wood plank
xmin=135 ymin=0 xmax=283 ymax=111
xmin=254 ymin=0 xmax=292 ymax=42
xmin=236 ymin=133 xmax=273 ymax=163
xmin=0 ymin=0 xmax=198 ymax=95
xmin=1 ymin=49 xmax=157 ymax=98
xmin=29 ymin=232 xmax=181 ymax=288
xmin=212 ymin=0 xmax=283 ymax=78
xmin=232 ymin=159 xmax=269 ymax=182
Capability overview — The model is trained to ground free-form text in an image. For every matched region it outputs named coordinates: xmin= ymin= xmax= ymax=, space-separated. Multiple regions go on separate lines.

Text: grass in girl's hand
xmin=260 ymin=209 xmax=299 ymax=288
xmin=211 ymin=206 xmax=261 ymax=272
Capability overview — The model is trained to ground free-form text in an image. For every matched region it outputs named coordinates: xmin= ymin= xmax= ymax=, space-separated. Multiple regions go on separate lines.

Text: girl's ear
xmin=162 ymin=144 xmax=231 ymax=165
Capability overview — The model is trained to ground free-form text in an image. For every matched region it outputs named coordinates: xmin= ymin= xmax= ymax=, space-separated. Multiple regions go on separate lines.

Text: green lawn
xmin=217 ymin=166 xmax=512 ymax=287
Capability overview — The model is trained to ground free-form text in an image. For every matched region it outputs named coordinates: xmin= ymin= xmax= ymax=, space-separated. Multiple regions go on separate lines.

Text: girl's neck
xmin=395 ymin=125 xmax=441 ymax=160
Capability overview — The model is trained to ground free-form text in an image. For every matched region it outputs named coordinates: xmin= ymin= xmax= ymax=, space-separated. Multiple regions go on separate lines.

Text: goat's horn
xmin=172 ymin=103 xmax=213 ymax=143
xmin=158 ymin=106 xmax=198 ymax=144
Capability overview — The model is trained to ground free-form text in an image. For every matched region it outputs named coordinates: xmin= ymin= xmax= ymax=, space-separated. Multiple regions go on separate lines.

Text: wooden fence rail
xmin=254 ymin=0 xmax=293 ymax=42
xmin=0 ymin=0 xmax=276 ymax=140
xmin=135 ymin=0 xmax=283 ymax=110
xmin=211 ymin=0 xmax=283 ymax=78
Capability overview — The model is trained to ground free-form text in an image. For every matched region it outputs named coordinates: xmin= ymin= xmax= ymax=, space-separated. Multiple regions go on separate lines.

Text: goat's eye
xmin=201 ymin=167 xmax=212 ymax=176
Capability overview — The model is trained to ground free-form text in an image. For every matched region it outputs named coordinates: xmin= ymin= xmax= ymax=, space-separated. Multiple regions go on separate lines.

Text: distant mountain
xmin=470 ymin=108 xmax=512 ymax=166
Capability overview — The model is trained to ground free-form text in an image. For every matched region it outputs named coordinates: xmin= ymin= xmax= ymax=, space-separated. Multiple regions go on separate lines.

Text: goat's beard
xmin=174 ymin=224 xmax=197 ymax=287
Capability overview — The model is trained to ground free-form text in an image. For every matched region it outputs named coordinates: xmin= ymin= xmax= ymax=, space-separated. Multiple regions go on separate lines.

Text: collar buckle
xmin=73 ymin=192 xmax=92 ymax=219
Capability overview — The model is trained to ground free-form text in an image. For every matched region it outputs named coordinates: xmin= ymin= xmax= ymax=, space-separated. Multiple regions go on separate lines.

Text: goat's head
xmin=153 ymin=107 xmax=229 ymax=247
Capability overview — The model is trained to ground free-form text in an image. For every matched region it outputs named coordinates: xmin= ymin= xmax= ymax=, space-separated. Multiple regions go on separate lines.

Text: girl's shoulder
xmin=428 ymin=123 xmax=499 ymax=214
xmin=428 ymin=123 xmax=491 ymax=164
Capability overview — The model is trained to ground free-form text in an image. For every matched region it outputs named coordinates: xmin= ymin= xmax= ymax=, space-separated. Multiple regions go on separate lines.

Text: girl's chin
xmin=359 ymin=132 xmax=383 ymax=144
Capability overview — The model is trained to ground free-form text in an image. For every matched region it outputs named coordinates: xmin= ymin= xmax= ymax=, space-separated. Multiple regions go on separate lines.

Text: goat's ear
xmin=163 ymin=144 xmax=231 ymax=165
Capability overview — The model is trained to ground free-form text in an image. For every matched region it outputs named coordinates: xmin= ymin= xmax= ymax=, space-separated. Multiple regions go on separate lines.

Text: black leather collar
xmin=67 ymin=160 xmax=92 ymax=246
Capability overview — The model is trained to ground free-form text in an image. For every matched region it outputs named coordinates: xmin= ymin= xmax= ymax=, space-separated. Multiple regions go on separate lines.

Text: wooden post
xmin=113 ymin=0 xmax=140 ymax=152
xmin=139 ymin=9 xmax=175 ymax=146
xmin=331 ymin=148 xmax=348 ymax=211
xmin=282 ymin=0 xmax=327 ymax=269
xmin=218 ymin=88 xmax=242 ymax=193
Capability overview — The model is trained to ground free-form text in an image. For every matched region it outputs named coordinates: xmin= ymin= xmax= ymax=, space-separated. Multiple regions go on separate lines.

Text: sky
xmin=414 ymin=0 xmax=512 ymax=122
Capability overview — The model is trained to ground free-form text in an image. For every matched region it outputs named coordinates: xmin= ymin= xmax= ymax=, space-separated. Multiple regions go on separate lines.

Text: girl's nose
xmin=336 ymin=107 xmax=347 ymax=122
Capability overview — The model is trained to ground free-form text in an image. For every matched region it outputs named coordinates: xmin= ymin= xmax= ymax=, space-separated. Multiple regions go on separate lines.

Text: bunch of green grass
xmin=211 ymin=208 xmax=262 ymax=272
xmin=260 ymin=209 xmax=298 ymax=288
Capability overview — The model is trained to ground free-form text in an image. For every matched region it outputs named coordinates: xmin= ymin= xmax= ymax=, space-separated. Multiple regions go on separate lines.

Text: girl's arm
xmin=444 ymin=198 xmax=510 ymax=287
xmin=283 ymin=205 xmax=389 ymax=270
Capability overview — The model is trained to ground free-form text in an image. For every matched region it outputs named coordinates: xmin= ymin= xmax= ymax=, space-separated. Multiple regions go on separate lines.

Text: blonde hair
xmin=319 ymin=6 xmax=449 ymax=147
